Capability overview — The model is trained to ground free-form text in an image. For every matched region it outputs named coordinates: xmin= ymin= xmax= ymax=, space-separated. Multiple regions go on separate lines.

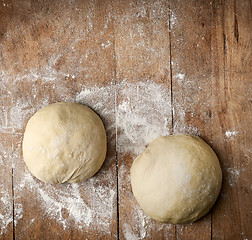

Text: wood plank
xmin=114 ymin=0 xmax=174 ymax=239
xmin=211 ymin=0 xmax=252 ymax=239
xmin=0 ymin=1 xmax=15 ymax=237
xmin=0 ymin=132 xmax=13 ymax=240
xmin=170 ymin=0 xmax=214 ymax=239
xmin=0 ymin=0 xmax=117 ymax=239
xmin=0 ymin=61 xmax=13 ymax=239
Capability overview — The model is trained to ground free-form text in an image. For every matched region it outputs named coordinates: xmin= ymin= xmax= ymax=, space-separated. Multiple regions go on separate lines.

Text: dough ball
xmin=130 ymin=134 xmax=222 ymax=224
xmin=22 ymin=102 xmax=107 ymax=184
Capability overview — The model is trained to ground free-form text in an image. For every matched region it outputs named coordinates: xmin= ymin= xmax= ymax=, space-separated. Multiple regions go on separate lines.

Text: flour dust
xmin=0 ymin=77 xmax=202 ymax=234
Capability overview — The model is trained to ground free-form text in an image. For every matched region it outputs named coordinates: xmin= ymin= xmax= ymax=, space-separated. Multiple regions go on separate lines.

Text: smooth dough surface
xmin=23 ymin=102 xmax=107 ymax=184
xmin=130 ymin=134 xmax=222 ymax=224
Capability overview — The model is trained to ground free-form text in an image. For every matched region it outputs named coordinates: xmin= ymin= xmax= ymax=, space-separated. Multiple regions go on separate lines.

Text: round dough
xmin=130 ymin=134 xmax=222 ymax=224
xmin=22 ymin=102 xmax=107 ymax=184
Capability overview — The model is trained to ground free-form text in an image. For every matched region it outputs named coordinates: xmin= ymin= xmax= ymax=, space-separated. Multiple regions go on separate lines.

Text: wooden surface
xmin=0 ymin=0 xmax=251 ymax=239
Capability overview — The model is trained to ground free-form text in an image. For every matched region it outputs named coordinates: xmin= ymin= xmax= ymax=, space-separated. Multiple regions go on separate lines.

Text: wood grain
xmin=0 ymin=132 xmax=13 ymax=240
xmin=0 ymin=67 xmax=13 ymax=239
xmin=211 ymin=0 xmax=252 ymax=239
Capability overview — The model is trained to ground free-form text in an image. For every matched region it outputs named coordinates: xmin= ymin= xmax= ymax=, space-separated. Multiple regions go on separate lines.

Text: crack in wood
xmin=113 ymin=16 xmax=119 ymax=240
xmin=234 ymin=17 xmax=239 ymax=42
xmin=11 ymin=132 xmax=15 ymax=240
xmin=223 ymin=32 xmax=226 ymax=55
xmin=168 ymin=3 xmax=176 ymax=240
xmin=168 ymin=1 xmax=174 ymax=136
xmin=234 ymin=1 xmax=239 ymax=43
xmin=116 ymin=151 xmax=119 ymax=240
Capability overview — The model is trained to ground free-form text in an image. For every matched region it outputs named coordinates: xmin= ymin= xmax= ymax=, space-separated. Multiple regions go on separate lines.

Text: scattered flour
xmin=170 ymin=11 xmax=177 ymax=28
xmin=10 ymin=100 xmax=32 ymax=130
xmin=122 ymin=204 xmax=173 ymax=240
xmin=226 ymin=166 xmax=244 ymax=187
xmin=123 ymin=223 xmax=139 ymax=240
xmin=173 ymin=106 xmax=200 ymax=135
xmin=76 ymin=80 xmax=176 ymax=155
xmin=0 ymin=144 xmax=14 ymax=235
xmin=14 ymin=171 xmax=115 ymax=230
xmin=0 ymin=189 xmax=23 ymax=233
xmin=0 ymin=191 xmax=13 ymax=235
xmin=0 ymin=78 xmax=202 ymax=234
xmin=116 ymin=80 xmax=171 ymax=155
xmin=174 ymin=73 xmax=185 ymax=81
xmin=225 ymin=130 xmax=238 ymax=139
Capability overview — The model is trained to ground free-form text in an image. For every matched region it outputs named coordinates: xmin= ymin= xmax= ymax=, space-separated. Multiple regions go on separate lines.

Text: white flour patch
xmin=14 ymin=203 xmax=23 ymax=226
xmin=122 ymin=204 xmax=173 ymax=240
xmin=135 ymin=207 xmax=147 ymax=239
xmin=15 ymin=170 xmax=115 ymax=230
xmin=0 ymin=191 xmax=13 ymax=235
xmin=225 ymin=130 xmax=238 ymax=139
xmin=116 ymin=81 xmax=171 ymax=155
xmin=10 ymin=100 xmax=32 ymax=130
xmin=123 ymin=223 xmax=139 ymax=240
xmin=0 ymin=162 xmax=23 ymax=233
xmin=173 ymin=106 xmax=200 ymax=135
xmin=170 ymin=11 xmax=177 ymax=28
xmin=8 ymin=97 xmax=50 ymax=132
xmin=101 ymin=40 xmax=112 ymax=49
xmin=174 ymin=73 xmax=185 ymax=80
xmin=0 ymin=144 xmax=14 ymax=235
xmin=76 ymin=81 xmax=173 ymax=156
xmin=0 ymin=64 xmax=59 ymax=84
xmin=226 ymin=166 xmax=244 ymax=186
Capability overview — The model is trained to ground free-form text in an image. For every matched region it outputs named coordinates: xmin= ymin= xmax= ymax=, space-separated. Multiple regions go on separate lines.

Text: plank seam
xmin=168 ymin=2 xmax=174 ymax=135
xmin=11 ymin=130 xmax=15 ymax=240
xmin=116 ymin=151 xmax=119 ymax=240
xmin=168 ymin=1 xmax=176 ymax=239
xmin=113 ymin=16 xmax=120 ymax=239
xmin=210 ymin=2 xmax=214 ymax=240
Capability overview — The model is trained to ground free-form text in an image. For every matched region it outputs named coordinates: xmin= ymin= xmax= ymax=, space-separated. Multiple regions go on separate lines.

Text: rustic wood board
xmin=0 ymin=0 xmax=251 ymax=239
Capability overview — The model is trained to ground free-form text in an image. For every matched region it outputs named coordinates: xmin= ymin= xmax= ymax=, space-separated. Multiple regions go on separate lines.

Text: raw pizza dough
xmin=22 ymin=102 xmax=107 ymax=184
xmin=130 ymin=134 xmax=222 ymax=224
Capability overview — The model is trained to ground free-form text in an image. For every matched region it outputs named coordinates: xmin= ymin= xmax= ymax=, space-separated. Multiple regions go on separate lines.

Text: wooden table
xmin=0 ymin=0 xmax=251 ymax=239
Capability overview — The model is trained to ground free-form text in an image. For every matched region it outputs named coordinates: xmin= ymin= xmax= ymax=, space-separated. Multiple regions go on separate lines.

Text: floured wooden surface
xmin=0 ymin=0 xmax=251 ymax=239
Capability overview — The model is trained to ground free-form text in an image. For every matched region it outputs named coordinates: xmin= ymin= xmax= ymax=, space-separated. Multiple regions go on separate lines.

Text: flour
xmin=101 ymin=40 xmax=112 ymax=49
xmin=170 ymin=11 xmax=177 ymax=28
xmin=10 ymin=100 xmax=32 ymax=130
xmin=14 ymin=203 xmax=23 ymax=226
xmin=0 ymin=78 xmax=201 ymax=234
xmin=15 ymin=170 xmax=115 ymax=230
xmin=226 ymin=166 xmax=244 ymax=187
xmin=174 ymin=73 xmax=185 ymax=81
xmin=173 ymin=106 xmax=200 ymax=135
xmin=123 ymin=223 xmax=139 ymax=240
xmin=122 ymin=204 xmax=173 ymax=240
xmin=0 ymin=143 xmax=13 ymax=235
xmin=116 ymin=80 xmax=171 ymax=155
xmin=0 ymin=191 xmax=12 ymax=235
xmin=225 ymin=130 xmax=238 ymax=139
xmin=76 ymin=81 xmax=172 ymax=155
